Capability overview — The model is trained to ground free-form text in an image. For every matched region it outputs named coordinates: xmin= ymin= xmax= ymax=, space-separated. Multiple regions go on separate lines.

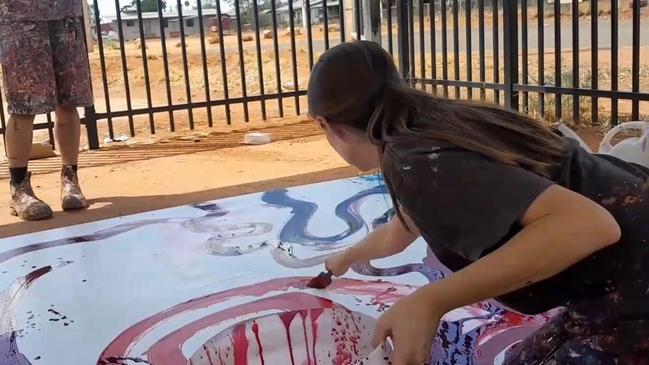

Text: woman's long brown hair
xmin=307 ymin=41 xmax=568 ymax=224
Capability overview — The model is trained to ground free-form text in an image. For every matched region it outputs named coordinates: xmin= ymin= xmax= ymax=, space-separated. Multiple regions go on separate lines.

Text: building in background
xmin=271 ymin=0 xmax=341 ymax=26
xmin=106 ymin=9 xmax=234 ymax=40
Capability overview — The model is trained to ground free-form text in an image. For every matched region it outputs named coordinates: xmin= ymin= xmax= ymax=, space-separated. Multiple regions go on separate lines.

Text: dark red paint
xmin=251 ymin=322 xmax=265 ymax=365
xmin=307 ymin=272 xmax=332 ymax=289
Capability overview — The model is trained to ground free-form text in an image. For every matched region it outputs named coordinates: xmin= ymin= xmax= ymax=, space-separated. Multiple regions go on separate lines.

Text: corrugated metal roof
xmin=272 ymin=0 xmax=340 ymax=13
xmin=107 ymin=8 xmax=230 ymax=21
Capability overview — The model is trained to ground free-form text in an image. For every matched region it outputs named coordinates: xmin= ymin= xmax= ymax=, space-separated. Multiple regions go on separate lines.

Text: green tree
xmin=131 ymin=0 xmax=167 ymax=12
xmin=200 ymin=0 xmax=218 ymax=8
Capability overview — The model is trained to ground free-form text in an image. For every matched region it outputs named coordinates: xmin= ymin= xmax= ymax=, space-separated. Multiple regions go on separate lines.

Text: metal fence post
xmin=363 ymin=0 xmax=382 ymax=43
xmin=502 ymin=0 xmax=519 ymax=111
xmin=84 ymin=106 xmax=100 ymax=150
xmin=397 ymin=0 xmax=410 ymax=80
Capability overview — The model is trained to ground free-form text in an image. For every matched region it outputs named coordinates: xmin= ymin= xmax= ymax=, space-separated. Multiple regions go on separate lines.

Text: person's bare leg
xmin=6 ymin=114 xmax=34 ymax=170
xmin=55 ymin=107 xmax=87 ymax=210
xmin=6 ymin=114 xmax=53 ymax=220
xmin=54 ymin=106 xmax=80 ymax=166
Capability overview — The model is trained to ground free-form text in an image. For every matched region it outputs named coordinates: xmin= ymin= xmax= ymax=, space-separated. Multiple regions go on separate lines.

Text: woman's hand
xmin=324 ymin=215 xmax=419 ymax=278
xmin=372 ymin=289 xmax=442 ymax=365
xmin=325 ymin=250 xmax=355 ymax=277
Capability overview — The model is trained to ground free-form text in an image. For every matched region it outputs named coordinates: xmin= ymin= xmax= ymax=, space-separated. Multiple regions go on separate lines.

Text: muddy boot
xmin=61 ymin=166 xmax=87 ymax=211
xmin=9 ymin=172 xmax=53 ymax=220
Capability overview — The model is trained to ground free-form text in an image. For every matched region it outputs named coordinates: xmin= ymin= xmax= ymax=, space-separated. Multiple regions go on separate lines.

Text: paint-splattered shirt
xmin=383 ymin=136 xmax=649 ymax=317
xmin=0 ymin=0 xmax=83 ymax=22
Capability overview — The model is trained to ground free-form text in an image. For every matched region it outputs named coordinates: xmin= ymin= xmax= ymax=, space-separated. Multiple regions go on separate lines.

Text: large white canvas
xmin=0 ymin=176 xmax=553 ymax=365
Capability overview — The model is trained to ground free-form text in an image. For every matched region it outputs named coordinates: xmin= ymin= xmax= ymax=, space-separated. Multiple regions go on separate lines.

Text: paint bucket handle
xmin=599 ymin=121 xmax=649 ymax=154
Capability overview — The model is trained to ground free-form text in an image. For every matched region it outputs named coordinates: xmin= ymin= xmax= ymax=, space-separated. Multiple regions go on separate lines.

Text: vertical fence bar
xmin=571 ymin=0 xmax=579 ymax=123
xmin=340 ymin=0 xmax=346 ymax=42
xmin=478 ymin=0 xmax=485 ymax=100
xmin=270 ymin=0 xmax=284 ymax=118
xmin=388 ymin=0 xmax=394 ymax=55
xmin=611 ymin=0 xmax=618 ymax=125
xmin=408 ymin=0 xmax=415 ymax=82
xmin=465 ymin=0 xmax=473 ymax=99
xmin=288 ymin=0 xmax=301 ymax=115
xmin=215 ymin=0 xmax=231 ymax=124
xmin=537 ymin=0 xmax=544 ymax=118
xmin=419 ymin=0 xmax=425 ymax=86
xmin=354 ymin=0 xmax=362 ymax=36
xmin=631 ymin=0 xmax=640 ymax=120
xmin=92 ymin=0 xmax=114 ymax=139
xmin=46 ymin=113 xmax=55 ymax=149
xmin=452 ymin=0 xmax=460 ymax=97
xmin=114 ymin=0 xmax=135 ymax=136
xmin=503 ymin=0 xmax=518 ymax=111
xmin=430 ymin=0 xmax=437 ymax=94
xmin=135 ymin=0 xmax=155 ymax=133
xmin=0 ymin=87 xmax=6 ymax=139
xmin=176 ymin=0 xmax=195 ymax=128
xmin=397 ymin=0 xmax=410 ymax=79
xmin=156 ymin=0 xmax=175 ymax=131
xmin=323 ymin=0 xmax=330 ymax=50
xmin=492 ymin=0 xmax=499 ymax=104
xmin=233 ymin=0 xmax=249 ymax=122
xmin=590 ymin=0 xmax=598 ymax=125
xmin=196 ymin=0 xmax=214 ymax=127
xmin=521 ymin=0 xmax=528 ymax=111
xmin=252 ymin=0 xmax=267 ymax=120
xmin=554 ymin=0 xmax=561 ymax=121
xmin=441 ymin=0 xmax=449 ymax=96
xmin=386 ymin=0 xmax=394 ymax=54
xmin=83 ymin=106 xmax=100 ymax=150
xmin=305 ymin=0 xmax=315 ymax=69
xmin=79 ymin=10 xmax=99 ymax=150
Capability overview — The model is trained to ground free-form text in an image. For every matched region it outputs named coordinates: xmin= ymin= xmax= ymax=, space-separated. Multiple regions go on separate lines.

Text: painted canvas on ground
xmin=0 ymin=176 xmax=555 ymax=365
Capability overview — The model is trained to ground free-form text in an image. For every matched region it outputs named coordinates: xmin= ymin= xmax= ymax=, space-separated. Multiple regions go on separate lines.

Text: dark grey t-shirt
xmin=383 ymin=136 xmax=649 ymax=316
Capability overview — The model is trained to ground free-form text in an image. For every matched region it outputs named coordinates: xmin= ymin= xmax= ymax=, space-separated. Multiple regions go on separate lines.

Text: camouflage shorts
xmin=0 ymin=18 xmax=93 ymax=116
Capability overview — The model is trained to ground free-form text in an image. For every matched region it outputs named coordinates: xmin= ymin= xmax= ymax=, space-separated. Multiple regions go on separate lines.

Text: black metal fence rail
xmin=0 ymin=0 xmax=647 ymax=151
xmin=1 ymin=0 xmax=359 ymax=150
xmin=405 ymin=0 xmax=648 ymax=127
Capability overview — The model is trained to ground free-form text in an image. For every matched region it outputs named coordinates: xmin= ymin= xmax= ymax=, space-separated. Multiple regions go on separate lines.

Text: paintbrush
xmin=306 ymin=270 xmax=333 ymax=289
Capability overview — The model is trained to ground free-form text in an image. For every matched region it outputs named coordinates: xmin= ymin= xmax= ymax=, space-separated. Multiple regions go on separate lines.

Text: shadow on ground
xmin=0 ymin=166 xmax=360 ymax=238
xmin=0 ymin=120 xmax=320 ymax=180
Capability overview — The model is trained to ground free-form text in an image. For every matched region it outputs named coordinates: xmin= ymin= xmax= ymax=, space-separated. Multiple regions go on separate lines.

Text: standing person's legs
xmin=54 ymin=107 xmax=80 ymax=168
xmin=1 ymin=21 xmax=58 ymax=220
xmin=6 ymin=114 xmax=35 ymax=182
xmin=50 ymin=17 xmax=93 ymax=210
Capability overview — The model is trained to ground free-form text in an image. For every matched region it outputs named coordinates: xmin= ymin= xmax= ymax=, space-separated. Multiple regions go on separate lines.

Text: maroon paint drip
xmin=25 ymin=266 xmax=52 ymax=287
xmin=251 ymin=322 xmax=265 ymax=365
xmin=310 ymin=309 xmax=324 ymax=365
xmin=203 ymin=345 xmax=215 ymax=365
xmin=100 ymin=277 xmax=412 ymax=364
xmin=232 ymin=323 xmax=249 ymax=365
xmin=299 ymin=311 xmax=312 ymax=365
xmin=279 ymin=311 xmax=298 ymax=365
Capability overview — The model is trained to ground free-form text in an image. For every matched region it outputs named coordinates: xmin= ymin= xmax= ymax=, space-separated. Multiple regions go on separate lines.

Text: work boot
xmin=9 ymin=172 xmax=53 ymax=220
xmin=61 ymin=166 xmax=87 ymax=211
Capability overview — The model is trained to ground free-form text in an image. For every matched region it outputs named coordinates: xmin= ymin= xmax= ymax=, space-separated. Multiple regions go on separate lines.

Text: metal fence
xmin=400 ymin=0 xmax=649 ymax=127
xmin=0 ymin=0 xmax=647 ymax=151
xmin=0 ymin=0 xmax=365 ymax=150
